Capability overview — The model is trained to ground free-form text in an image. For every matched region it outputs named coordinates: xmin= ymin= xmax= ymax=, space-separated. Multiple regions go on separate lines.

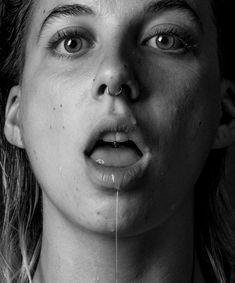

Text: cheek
xmin=147 ymin=55 xmax=220 ymax=141
xmin=20 ymin=66 xmax=91 ymax=147
xmin=142 ymin=63 xmax=220 ymax=186
xmin=19 ymin=70 xmax=93 ymax=195
xmin=21 ymin=77 xmax=68 ymax=155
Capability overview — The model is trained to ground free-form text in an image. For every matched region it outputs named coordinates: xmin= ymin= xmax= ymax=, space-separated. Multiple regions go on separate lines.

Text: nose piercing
xmin=107 ymin=87 xmax=123 ymax=96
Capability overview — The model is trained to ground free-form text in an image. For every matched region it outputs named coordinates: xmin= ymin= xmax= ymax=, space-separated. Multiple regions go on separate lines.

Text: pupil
xmin=68 ymin=39 xmax=77 ymax=48
xmin=159 ymin=36 xmax=170 ymax=45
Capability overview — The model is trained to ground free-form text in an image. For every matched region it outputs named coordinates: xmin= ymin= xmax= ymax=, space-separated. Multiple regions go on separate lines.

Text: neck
xmin=33 ymin=194 xmax=202 ymax=283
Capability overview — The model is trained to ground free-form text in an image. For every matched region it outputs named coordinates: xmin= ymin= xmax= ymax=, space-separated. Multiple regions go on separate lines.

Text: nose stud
xmin=107 ymin=87 xmax=123 ymax=97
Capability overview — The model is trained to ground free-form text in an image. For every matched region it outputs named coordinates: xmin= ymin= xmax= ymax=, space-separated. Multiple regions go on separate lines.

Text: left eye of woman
xmin=145 ymin=34 xmax=187 ymax=51
xmin=47 ymin=29 xmax=94 ymax=58
xmin=56 ymin=36 xmax=92 ymax=56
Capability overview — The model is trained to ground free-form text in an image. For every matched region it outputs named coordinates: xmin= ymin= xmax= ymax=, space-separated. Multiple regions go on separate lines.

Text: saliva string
xmin=115 ymin=190 xmax=119 ymax=283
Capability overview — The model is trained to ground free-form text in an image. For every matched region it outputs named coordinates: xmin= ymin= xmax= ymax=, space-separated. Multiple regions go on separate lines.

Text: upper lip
xmin=84 ymin=116 xmax=150 ymax=157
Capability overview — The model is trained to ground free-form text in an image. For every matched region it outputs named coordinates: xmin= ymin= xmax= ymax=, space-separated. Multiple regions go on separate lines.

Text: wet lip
xmin=84 ymin=116 xmax=151 ymax=191
xmin=85 ymin=152 xmax=150 ymax=191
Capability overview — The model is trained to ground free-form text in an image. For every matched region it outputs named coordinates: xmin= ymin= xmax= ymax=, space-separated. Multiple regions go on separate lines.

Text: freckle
xmin=97 ymin=211 xmax=101 ymax=215
xmin=60 ymin=104 xmax=63 ymax=108
xmin=53 ymin=107 xmax=56 ymax=111
xmin=50 ymin=125 xmax=52 ymax=129
xmin=62 ymin=126 xmax=65 ymax=129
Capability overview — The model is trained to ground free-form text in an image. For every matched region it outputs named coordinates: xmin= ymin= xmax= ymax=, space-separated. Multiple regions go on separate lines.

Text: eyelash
xmin=47 ymin=28 xmax=94 ymax=58
xmin=142 ymin=25 xmax=198 ymax=54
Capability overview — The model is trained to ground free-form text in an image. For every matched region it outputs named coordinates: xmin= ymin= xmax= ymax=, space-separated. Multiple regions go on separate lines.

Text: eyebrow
xmin=145 ymin=0 xmax=203 ymax=31
xmin=38 ymin=0 xmax=202 ymax=39
xmin=39 ymin=4 xmax=95 ymax=38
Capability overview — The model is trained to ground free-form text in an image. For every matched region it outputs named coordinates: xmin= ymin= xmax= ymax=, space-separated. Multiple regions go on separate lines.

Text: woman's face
xmin=18 ymin=0 xmax=221 ymax=235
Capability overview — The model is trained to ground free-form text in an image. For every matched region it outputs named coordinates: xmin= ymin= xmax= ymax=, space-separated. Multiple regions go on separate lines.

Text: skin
xmin=4 ymin=0 xmax=235 ymax=282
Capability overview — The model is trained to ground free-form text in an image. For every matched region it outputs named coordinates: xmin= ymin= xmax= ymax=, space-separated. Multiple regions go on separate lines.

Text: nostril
xmin=98 ymin=84 xmax=107 ymax=96
xmin=122 ymin=84 xmax=139 ymax=102
xmin=122 ymin=84 xmax=131 ymax=98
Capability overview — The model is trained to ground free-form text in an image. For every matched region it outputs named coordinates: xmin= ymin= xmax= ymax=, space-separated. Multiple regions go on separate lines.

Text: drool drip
xmin=115 ymin=190 xmax=119 ymax=283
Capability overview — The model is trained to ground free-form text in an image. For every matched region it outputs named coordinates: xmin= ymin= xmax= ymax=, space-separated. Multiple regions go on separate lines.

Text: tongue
xmin=90 ymin=144 xmax=141 ymax=167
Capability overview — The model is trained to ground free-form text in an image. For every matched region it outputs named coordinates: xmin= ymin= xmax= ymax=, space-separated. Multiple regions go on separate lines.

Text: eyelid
xmin=49 ymin=26 xmax=93 ymax=44
xmin=143 ymin=23 xmax=196 ymax=41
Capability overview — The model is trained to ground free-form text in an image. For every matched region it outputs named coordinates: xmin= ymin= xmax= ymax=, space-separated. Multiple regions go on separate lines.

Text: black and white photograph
xmin=1 ymin=0 xmax=235 ymax=282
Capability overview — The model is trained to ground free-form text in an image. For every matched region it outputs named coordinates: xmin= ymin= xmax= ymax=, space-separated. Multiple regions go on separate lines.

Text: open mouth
xmin=88 ymin=139 xmax=143 ymax=167
xmin=84 ymin=117 xmax=151 ymax=190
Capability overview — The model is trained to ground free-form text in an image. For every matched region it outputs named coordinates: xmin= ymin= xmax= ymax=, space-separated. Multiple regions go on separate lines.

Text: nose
xmin=91 ymin=52 xmax=140 ymax=101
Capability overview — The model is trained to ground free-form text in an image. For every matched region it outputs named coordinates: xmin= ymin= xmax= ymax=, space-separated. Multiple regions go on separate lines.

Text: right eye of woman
xmin=47 ymin=28 xmax=94 ymax=58
xmin=141 ymin=24 xmax=198 ymax=55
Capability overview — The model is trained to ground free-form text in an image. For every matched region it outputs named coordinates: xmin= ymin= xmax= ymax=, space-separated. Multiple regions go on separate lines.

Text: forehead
xmin=34 ymin=0 xmax=213 ymax=20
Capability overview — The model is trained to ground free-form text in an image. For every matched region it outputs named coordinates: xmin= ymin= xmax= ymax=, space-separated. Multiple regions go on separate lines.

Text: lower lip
xmin=85 ymin=152 xmax=151 ymax=191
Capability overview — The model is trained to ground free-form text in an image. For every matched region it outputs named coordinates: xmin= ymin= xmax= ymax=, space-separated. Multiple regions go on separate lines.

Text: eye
xmin=141 ymin=25 xmax=197 ymax=54
xmin=47 ymin=28 xmax=94 ymax=58
xmin=57 ymin=36 xmax=91 ymax=55
xmin=56 ymin=35 xmax=92 ymax=56
xmin=146 ymin=34 xmax=186 ymax=51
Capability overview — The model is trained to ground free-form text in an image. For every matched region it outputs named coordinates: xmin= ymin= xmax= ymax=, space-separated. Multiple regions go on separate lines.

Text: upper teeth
xmin=101 ymin=132 xmax=129 ymax=143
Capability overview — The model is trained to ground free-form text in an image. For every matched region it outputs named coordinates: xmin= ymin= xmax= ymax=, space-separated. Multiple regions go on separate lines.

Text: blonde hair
xmin=0 ymin=145 xmax=42 ymax=282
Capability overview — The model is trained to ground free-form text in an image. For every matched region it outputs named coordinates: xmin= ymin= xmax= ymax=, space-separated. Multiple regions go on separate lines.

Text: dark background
xmin=226 ymin=144 xmax=235 ymax=210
